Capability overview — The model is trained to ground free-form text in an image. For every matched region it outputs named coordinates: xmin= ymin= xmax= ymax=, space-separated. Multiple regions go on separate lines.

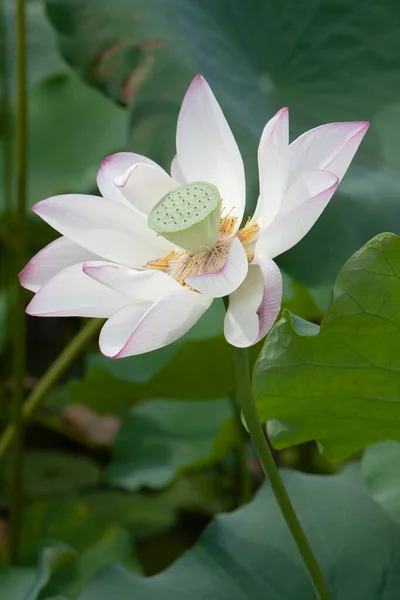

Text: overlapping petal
xmin=176 ymin=74 xmax=246 ymax=223
xmin=288 ymin=121 xmax=369 ymax=186
xmin=99 ymin=288 xmax=212 ymax=358
xmin=114 ymin=163 xmax=179 ymax=215
xmin=224 ymin=257 xmax=282 ymax=347
xmin=170 ymin=155 xmax=186 ymax=184
xmin=186 ymin=237 xmax=248 ymax=298
xmin=97 ymin=152 xmax=158 ymax=206
xmin=26 ymin=263 xmax=133 ymax=317
xmin=33 ymin=194 xmax=173 ymax=268
xmin=253 ymin=108 xmax=289 ymax=228
xmin=256 ymin=170 xmax=339 ymax=259
xmin=83 ymin=263 xmax=181 ymax=300
xmin=19 ymin=236 xmax=100 ymax=292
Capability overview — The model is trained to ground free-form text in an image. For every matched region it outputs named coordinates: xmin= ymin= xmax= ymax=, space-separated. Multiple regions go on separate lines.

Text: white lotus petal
xmin=26 ymin=263 xmax=132 ymax=317
xmin=176 ymin=75 xmax=246 ymax=223
xmin=33 ymin=194 xmax=173 ymax=268
xmin=114 ymin=163 xmax=179 ymax=215
xmin=224 ymin=257 xmax=282 ymax=347
xmin=97 ymin=152 xmax=159 ymax=206
xmin=99 ymin=288 xmax=212 ymax=358
xmin=253 ymin=108 xmax=289 ymax=228
xmin=171 ymin=155 xmax=186 ymax=184
xmin=19 ymin=236 xmax=100 ymax=292
xmin=256 ymin=171 xmax=339 ymax=259
xmin=289 ymin=121 xmax=369 ymax=186
xmin=186 ymin=237 xmax=248 ymax=298
xmin=279 ymin=169 xmax=339 ymax=216
xmin=83 ymin=263 xmax=181 ymax=300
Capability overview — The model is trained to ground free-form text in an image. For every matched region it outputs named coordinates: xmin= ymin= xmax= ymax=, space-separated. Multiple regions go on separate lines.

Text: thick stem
xmin=229 ymin=395 xmax=252 ymax=506
xmin=232 ymin=346 xmax=331 ymax=600
xmin=0 ymin=319 xmax=103 ymax=461
xmin=0 ymin=0 xmax=12 ymax=208
xmin=9 ymin=0 xmax=28 ymax=565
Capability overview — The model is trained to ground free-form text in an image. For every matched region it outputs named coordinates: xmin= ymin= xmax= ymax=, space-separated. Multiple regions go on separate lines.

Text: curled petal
xmin=176 ymin=74 xmax=246 ymax=223
xmin=114 ymin=163 xmax=179 ymax=215
xmin=288 ymin=121 xmax=369 ymax=186
xmin=253 ymin=108 xmax=289 ymax=228
xmin=83 ymin=263 xmax=181 ymax=301
xmin=97 ymin=152 xmax=159 ymax=206
xmin=100 ymin=289 xmax=212 ymax=358
xmin=26 ymin=263 xmax=132 ymax=318
xmin=256 ymin=170 xmax=339 ymax=259
xmin=224 ymin=257 xmax=282 ymax=347
xmin=19 ymin=236 xmax=100 ymax=292
xmin=32 ymin=194 xmax=173 ymax=268
xmin=186 ymin=237 xmax=248 ymax=298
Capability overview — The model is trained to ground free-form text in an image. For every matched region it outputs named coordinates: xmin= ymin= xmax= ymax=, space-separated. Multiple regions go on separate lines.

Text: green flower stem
xmin=0 ymin=319 xmax=103 ymax=461
xmin=229 ymin=394 xmax=252 ymax=506
xmin=0 ymin=0 xmax=12 ymax=209
xmin=231 ymin=346 xmax=331 ymax=600
xmin=9 ymin=0 xmax=28 ymax=565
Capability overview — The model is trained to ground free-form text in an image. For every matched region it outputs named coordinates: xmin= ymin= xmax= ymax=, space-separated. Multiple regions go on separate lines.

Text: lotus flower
xmin=20 ymin=75 xmax=369 ymax=357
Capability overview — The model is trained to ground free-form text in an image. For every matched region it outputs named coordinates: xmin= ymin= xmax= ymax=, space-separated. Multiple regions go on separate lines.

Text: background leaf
xmin=107 ymin=398 xmax=236 ymax=490
xmin=76 ymin=465 xmax=400 ymax=599
xmin=362 ymin=441 xmax=400 ymax=526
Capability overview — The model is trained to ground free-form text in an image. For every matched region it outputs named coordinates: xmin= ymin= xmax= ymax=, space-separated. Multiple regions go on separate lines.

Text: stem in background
xmin=0 ymin=0 xmax=12 ymax=208
xmin=0 ymin=319 xmax=103 ymax=461
xmin=231 ymin=346 xmax=331 ymax=600
xmin=229 ymin=394 xmax=252 ymax=506
xmin=9 ymin=0 xmax=28 ymax=565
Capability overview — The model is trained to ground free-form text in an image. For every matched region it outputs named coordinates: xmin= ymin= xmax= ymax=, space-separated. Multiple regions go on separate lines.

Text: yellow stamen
xmin=238 ymin=220 xmax=260 ymax=246
xmin=146 ymin=251 xmax=179 ymax=270
xmin=246 ymin=251 xmax=255 ymax=263
xmin=219 ymin=215 xmax=238 ymax=238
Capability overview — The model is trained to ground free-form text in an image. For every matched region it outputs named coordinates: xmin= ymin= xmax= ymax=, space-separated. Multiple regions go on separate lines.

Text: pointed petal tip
xmin=31 ymin=202 xmax=40 ymax=215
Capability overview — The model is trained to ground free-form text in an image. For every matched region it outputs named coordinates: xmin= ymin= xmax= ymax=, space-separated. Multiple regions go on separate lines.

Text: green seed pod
xmin=148 ymin=182 xmax=221 ymax=253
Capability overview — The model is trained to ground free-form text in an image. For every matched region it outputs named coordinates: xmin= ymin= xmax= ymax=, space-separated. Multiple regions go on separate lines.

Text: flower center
xmin=148 ymin=182 xmax=221 ymax=253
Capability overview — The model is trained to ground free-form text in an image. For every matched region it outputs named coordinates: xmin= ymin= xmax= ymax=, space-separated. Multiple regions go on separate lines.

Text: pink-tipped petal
xmin=224 ymin=257 xmax=282 ymax=347
xmin=97 ymin=152 xmax=159 ymax=206
xmin=170 ymin=155 xmax=186 ymax=185
xmin=256 ymin=170 xmax=339 ymax=259
xmin=176 ymin=74 xmax=246 ymax=223
xmin=19 ymin=236 xmax=100 ymax=292
xmin=288 ymin=121 xmax=369 ymax=186
xmin=114 ymin=163 xmax=179 ymax=215
xmin=99 ymin=288 xmax=212 ymax=358
xmin=83 ymin=263 xmax=180 ymax=301
xmin=32 ymin=194 xmax=173 ymax=268
xmin=26 ymin=263 xmax=132 ymax=318
xmin=186 ymin=237 xmax=248 ymax=298
xmin=253 ymin=108 xmax=289 ymax=228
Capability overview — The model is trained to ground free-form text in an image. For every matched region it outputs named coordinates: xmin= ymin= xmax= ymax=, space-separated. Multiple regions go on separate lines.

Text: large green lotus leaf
xmin=0 ymin=544 xmax=75 ymax=600
xmin=75 ymin=465 xmax=400 ymax=599
xmin=166 ymin=0 xmax=400 ymax=285
xmin=45 ymin=0 xmax=194 ymax=171
xmin=362 ymin=441 xmax=400 ymax=527
xmin=253 ymin=233 xmax=400 ymax=460
xmin=107 ymin=398 xmax=236 ymax=490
